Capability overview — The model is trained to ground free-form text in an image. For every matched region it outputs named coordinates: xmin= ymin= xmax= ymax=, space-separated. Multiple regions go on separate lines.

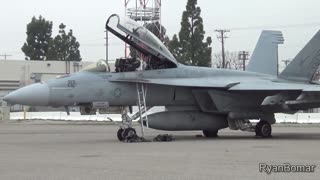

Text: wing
xmin=111 ymin=76 xmax=320 ymax=92
xmin=110 ymin=75 xmax=320 ymax=114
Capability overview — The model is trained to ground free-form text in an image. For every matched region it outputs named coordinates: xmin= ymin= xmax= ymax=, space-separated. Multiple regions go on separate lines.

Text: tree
xmin=21 ymin=16 xmax=53 ymax=60
xmin=168 ymin=34 xmax=181 ymax=60
xmin=168 ymin=0 xmax=212 ymax=67
xmin=47 ymin=23 xmax=81 ymax=61
xmin=144 ymin=22 xmax=169 ymax=45
xmin=212 ymin=51 xmax=241 ymax=70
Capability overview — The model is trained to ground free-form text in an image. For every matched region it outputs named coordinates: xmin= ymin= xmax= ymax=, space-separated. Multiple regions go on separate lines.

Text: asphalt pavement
xmin=0 ymin=120 xmax=319 ymax=180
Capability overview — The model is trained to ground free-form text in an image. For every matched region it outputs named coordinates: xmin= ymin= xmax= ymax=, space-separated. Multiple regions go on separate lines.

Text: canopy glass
xmin=106 ymin=14 xmax=178 ymax=68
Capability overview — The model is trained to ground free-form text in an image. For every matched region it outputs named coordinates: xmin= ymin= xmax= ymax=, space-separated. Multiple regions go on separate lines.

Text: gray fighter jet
xmin=4 ymin=14 xmax=320 ymax=141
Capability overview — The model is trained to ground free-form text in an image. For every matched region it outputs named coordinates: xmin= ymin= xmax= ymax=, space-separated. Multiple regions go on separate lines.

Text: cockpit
xmin=105 ymin=14 xmax=178 ymax=72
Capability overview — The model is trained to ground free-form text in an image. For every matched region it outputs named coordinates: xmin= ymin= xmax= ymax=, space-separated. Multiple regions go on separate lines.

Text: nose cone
xmin=3 ymin=83 xmax=50 ymax=106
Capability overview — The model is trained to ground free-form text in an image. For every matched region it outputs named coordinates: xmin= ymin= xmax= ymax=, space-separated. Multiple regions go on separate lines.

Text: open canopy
xmin=106 ymin=14 xmax=178 ymax=68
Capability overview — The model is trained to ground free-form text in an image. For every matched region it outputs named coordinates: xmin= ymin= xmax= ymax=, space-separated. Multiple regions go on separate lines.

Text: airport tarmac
xmin=0 ymin=120 xmax=319 ymax=180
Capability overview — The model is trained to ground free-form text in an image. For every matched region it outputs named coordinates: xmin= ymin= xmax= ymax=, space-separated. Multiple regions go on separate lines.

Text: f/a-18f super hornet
xmin=4 ymin=14 xmax=320 ymax=141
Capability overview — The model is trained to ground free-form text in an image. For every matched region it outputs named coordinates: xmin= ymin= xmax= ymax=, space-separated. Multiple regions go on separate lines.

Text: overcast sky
xmin=1 ymin=0 xmax=320 ymax=66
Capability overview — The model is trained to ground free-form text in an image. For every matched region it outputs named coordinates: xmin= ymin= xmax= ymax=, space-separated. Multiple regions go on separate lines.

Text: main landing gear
xmin=228 ymin=115 xmax=274 ymax=138
xmin=202 ymin=130 xmax=219 ymax=138
xmin=255 ymin=120 xmax=272 ymax=138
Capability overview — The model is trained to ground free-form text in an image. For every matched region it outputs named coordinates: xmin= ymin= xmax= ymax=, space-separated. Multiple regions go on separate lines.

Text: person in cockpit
xmin=115 ymin=57 xmax=141 ymax=72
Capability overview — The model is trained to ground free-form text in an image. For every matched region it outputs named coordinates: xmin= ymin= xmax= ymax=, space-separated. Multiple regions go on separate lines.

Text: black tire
xmin=123 ymin=128 xmax=137 ymax=139
xmin=255 ymin=122 xmax=263 ymax=137
xmin=117 ymin=129 xmax=124 ymax=141
xmin=255 ymin=121 xmax=272 ymax=138
xmin=203 ymin=130 xmax=218 ymax=138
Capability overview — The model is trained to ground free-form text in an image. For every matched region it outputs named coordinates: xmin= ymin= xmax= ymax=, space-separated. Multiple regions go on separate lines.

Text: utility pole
xmin=215 ymin=29 xmax=230 ymax=68
xmin=0 ymin=54 xmax=12 ymax=60
xmin=238 ymin=51 xmax=250 ymax=71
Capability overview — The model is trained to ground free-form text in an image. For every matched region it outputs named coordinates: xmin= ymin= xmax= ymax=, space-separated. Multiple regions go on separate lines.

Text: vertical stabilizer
xmin=280 ymin=30 xmax=320 ymax=82
xmin=246 ymin=30 xmax=284 ymax=76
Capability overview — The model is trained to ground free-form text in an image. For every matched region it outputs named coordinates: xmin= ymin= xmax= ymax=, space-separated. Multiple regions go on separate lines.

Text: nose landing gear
xmin=112 ymin=106 xmax=148 ymax=142
xmin=117 ymin=128 xmax=137 ymax=141
xmin=116 ymin=107 xmax=137 ymax=141
xmin=117 ymin=128 xmax=124 ymax=141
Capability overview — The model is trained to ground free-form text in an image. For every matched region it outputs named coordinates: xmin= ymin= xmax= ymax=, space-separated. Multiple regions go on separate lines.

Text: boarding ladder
xmin=136 ymin=82 xmax=149 ymax=137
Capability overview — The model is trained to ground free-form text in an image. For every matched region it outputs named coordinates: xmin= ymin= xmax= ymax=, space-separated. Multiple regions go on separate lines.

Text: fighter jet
xmin=4 ymin=14 xmax=320 ymax=141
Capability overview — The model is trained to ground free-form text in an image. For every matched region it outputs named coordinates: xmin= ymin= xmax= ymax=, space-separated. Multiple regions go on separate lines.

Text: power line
xmin=215 ymin=29 xmax=230 ymax=68
xmin=0 ymin=54 xmax=12 ymax=60
xmin=209 ymin=22 xmax=320 ymax=32
xmin=231 ymin=22 xmax=320 ymax=31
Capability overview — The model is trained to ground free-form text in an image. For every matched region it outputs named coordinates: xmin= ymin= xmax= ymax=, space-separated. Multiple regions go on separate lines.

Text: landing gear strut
xmin=255 ymin=121 xmax=272 ymax=138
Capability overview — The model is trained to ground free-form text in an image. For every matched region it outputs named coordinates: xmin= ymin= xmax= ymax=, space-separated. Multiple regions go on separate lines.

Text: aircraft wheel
xmin=203 ymin=130 xmax=218 ymax=138
xmin=117 ymin=128 xmax=124 ymax=141
xmin=123 ymin=128 xmax=137 ymax=139
xmin=255 ymin=121 xmax=272 ymax=138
